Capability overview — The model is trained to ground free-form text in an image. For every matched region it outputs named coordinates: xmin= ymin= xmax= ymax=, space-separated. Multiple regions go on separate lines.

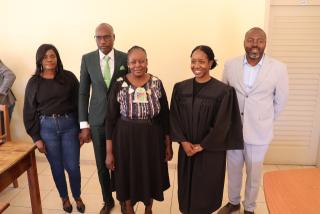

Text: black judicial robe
xmin=170 ymin=78 xmax=244 ymax=214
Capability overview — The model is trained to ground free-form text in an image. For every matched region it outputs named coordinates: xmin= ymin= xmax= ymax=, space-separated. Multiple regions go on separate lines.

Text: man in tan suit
xmin=218 ymin=27 xmax=289 ymax=214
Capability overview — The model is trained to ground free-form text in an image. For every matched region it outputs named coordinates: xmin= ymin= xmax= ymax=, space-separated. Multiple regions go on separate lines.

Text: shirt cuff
xmin=80 ymin=121 xmax=90 ymax=129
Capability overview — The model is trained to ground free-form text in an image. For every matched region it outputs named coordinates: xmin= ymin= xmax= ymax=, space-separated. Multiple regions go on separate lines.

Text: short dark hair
xmin=245 ymin=27 xmax=266 ymax=40
xmin=35 ymin=44 xmax=63 ymax=76
xmin=127 ymin=45 xmax=147 ymax=57
xmin=191 ymin=45 xmax=217 ymax=69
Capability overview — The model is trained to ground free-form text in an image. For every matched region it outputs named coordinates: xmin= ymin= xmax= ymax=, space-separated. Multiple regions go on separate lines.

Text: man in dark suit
xmin=79 ymin=23 xmax=128 ymax=214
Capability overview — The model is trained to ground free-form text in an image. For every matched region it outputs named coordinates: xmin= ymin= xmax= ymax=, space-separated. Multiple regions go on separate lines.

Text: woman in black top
xmin=23 ymin=44 xmax=85 ymax=213
xmin=170 ymin=45 xmax=243 ymax=214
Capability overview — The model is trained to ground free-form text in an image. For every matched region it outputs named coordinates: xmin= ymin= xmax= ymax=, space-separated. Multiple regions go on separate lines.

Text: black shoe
xmin=62 ymin=197 xmax=73 ymax=213
xmin=244 ymin=210 xmax=254 ymax=214
xmin=100 ymin=198 xmax=115 ymax=214
xmin=218 ymin=202 xmax=240 ymax=214
xmin=75 ymin=197 xmax=86 ymax=213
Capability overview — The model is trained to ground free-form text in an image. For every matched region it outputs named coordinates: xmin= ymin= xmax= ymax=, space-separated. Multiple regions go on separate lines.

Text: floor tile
xmin=80 ymin=143 xmax=95 ymax=161
xmin=82 ymin=176 xmax=101 ymax=194
xmin=255 ymin=202 xmax=269 ymax=214
xmin=42 ymin=209 xmax=66 ymax=214
xmin=262 ymin=164 xmax=279 ymax=173
xmin=1 ymin=145 xmax=313 ymax=214
xmin=40 ymin=166 xmax=53 ymax=176
xmin=0 ymin=187 xmax=22 ymax=202
xmin=38 ymin=175 xmax=56 ymax=191
xmin=256 ymin=187 xmax=265 ymax=203
xmin=171 ymin=143 xmax=179 ymax=165
xmin=171 ymin=168 xmax=180 ymax=214
xmin=74 ymin=192 xmax=103 ymax=213
xmin=15 ymin=172 xmax=29 ymax=189
xmin=41 ymin=190 xmax=65 ymax=210
xmin=4 ymin=206 xmax=32 ymax=214
xmin=10 ymin=188 xmax=50 ymax=207
xmin=35 ymin=161 xmax=50 ymax=175
xmin=80 ymin=164 xmax=96 ymax=178
xmin=277 ymin=165 xmax=302 ymax=170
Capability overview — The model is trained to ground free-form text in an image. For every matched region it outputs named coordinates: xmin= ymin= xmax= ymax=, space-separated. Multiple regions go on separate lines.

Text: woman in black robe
xmin=170 ymin=45 xmax=244 ymax=214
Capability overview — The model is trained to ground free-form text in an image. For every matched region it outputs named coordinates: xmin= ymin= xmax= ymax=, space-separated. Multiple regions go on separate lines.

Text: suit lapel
xmin=235 ymin=56 xmax=247 ymax=94
xmin=92 ymin=50 xmax=107 ymax=89
xmin=109 ymin=49 xmax=126 ymax=89
xmin=111 ymin=49 xmax=120 ymax=84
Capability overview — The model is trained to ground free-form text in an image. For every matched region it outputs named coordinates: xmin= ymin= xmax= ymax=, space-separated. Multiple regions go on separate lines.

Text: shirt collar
xmin=243 ymin=54 xmax=265 ymax=67
xmin=99 ymin=49 xmax=115 ymax=61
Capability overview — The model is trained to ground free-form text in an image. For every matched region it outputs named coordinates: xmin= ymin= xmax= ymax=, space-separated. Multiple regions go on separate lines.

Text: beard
xmin=248 ymin=51 xmax=260 ymax=59
xmin=246 ymin=47 xmax=264 ymax=60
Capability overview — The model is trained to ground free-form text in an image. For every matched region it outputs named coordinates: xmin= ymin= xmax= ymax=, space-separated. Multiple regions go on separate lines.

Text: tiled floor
xmin=0 ymin=144 xmax=316 ymax=214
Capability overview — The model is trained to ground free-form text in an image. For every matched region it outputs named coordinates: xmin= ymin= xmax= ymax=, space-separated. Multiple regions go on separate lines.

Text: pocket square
xmin=120 ymin=65 xmax=126 ymax=70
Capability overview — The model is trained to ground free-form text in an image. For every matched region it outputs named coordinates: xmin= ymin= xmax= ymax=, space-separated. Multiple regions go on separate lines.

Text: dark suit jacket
xmin=79 ymin=49 xmax=128 ymax=126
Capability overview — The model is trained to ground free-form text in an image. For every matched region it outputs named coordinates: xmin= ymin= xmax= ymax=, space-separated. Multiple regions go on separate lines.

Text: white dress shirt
xmin=243 ymin=55 xmax=264 ymax=91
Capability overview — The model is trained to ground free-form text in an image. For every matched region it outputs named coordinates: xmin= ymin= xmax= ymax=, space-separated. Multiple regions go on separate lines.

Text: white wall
xmin=0 ymin=0 xmax=265 ymax=142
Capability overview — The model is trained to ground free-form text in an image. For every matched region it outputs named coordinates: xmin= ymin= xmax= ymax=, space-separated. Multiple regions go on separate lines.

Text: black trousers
xmin=91 ymin=125 xmax=113 ymax=203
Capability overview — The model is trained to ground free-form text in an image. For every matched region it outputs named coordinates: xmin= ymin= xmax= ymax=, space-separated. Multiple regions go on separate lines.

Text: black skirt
xmin=112 ymin=118 xmax=170 ymax=205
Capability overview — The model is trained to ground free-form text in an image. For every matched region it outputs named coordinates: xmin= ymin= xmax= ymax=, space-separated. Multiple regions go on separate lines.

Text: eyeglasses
xmin=94 ymin=35 xmax=113 ymax=41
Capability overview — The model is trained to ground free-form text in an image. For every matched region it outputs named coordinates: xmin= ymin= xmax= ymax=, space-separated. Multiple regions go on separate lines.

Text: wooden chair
xmin=0 ymin=104 xmax=18 ymax=188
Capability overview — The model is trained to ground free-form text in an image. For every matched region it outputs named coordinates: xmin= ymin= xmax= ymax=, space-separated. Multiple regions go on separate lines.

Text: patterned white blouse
xmin=116 ymin=75 xmax=163 ymax=120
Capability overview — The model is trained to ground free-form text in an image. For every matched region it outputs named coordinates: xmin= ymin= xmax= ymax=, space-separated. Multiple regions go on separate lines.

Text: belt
xmin=41 ymin=112 xmax=74 ymax=118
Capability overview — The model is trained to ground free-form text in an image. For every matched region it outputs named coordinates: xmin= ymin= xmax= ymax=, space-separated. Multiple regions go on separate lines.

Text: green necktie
xmin=103 ymin=56 xmax=111 ymax=87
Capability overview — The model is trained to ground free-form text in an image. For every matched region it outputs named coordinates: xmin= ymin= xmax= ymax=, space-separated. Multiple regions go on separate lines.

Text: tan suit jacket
xmin=223 ymin=55 xmax=288 ymax=145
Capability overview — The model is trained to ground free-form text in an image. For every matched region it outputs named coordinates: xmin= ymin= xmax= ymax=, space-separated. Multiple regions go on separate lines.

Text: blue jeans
xmin=40 ymin=113 xmax=81 ymax=199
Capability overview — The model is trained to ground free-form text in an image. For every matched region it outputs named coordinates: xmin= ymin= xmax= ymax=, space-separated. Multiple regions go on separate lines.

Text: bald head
xmin=95 ymin=23 xmax=114 ymax=34
xmin=245 ymin=27 xmax=266 ymax=41
xmin=95 ymin=23 xmax=115 ymax=55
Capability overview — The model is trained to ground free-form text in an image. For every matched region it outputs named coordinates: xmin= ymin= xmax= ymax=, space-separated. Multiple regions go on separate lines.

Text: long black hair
xmin=35 ymin=44 xmax=64 ymax=76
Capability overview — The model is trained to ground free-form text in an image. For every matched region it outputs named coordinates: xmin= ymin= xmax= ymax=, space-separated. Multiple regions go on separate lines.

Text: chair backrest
xmin=0 ymin=105 xmax=11 ymax=142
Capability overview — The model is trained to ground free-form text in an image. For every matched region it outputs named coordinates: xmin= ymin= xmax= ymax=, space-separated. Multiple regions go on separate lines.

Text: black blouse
xmin=23 ymin=70 xmax=79 ymax=142
xmin=193 ymin=78 xmax=213 ymax=97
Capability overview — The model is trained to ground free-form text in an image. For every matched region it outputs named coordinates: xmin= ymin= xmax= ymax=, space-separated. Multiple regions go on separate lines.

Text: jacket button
xmin=241 ymin=112 xmax=244 ymax=116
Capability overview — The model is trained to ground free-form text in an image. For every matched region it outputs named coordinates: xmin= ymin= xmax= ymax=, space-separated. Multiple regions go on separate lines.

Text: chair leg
xmin=13 ymin=179 xmax=18 ymax=188
xmin=0 ymin=201 xmax=10 ymax=213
